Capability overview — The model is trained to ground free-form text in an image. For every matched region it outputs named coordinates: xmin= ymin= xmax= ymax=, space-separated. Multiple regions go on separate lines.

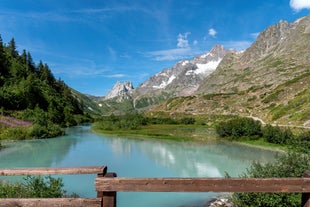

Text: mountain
xmin=104 ymin=81 xmax=134 ymax=101
xmin=97 ymin=45 xmax=229 ymax=114
xmin=197 ymin=16 xmax=310 ymax=95
xmin=133 ymin=45 xmax=228 ymax=102
xmin=147 ymin=14 xmax=310 ymax=127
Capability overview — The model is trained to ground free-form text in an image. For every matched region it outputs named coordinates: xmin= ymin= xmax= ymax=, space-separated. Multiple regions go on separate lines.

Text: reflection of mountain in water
xmin=0 ymin=125 xmax=279 ymax=179
xmin=105 ymin=137 xmax=278 ymax=178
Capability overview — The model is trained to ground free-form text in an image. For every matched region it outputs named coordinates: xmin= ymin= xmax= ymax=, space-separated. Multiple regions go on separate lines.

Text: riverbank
xmin=92 ymin=124 xmax=288 ymax=152
xmin=93 ymin=124 xmax=218 ymax=142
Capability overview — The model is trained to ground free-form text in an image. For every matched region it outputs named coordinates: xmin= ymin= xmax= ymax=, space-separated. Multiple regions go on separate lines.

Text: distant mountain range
xmin=92 ymin=14 xmax=310 ymax=127
xmin=95 ymin=45 xmax=229 ymax=113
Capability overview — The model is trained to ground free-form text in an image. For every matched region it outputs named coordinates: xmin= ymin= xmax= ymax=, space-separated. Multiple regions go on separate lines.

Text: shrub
xmin=0 ymin=176 xmax=69 ymax=198
xmin=94 ymin=113 xmax=148 ymax=131
xmin=30 ymin=124 xmax=64 ymax=138
xmin=231 ymin=152 xmax=310 ymax=207
xmin=179 ymin=117 xmax=195 ymax=125
xmin=215 ymin=117 xmax=262 ymax=139
xmin=0 ymin=126 xmax=32 ymax=140
xmin=262 ymin=124 xmax=293 ymax=144
xmin=147 ymin=117 xmax=177 ymax=125
xmin=289 ymin=131 xmax=310 ymax=153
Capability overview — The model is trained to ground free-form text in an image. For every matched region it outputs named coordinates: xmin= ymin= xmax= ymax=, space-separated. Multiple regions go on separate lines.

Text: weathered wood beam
xmin=0 ymin=198 xmax=102 ymax=207
xmin=95 ymin=177 xmax=310 ymax=193
xmin=0 ymin=166 xmax=107 ymax=176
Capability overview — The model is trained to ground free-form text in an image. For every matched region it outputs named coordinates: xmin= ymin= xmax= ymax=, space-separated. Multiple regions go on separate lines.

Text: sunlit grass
xmin=93 ymin=124 xmax=218 ymax=142
xmin=237 ymin=138 xmax=287 ymax=152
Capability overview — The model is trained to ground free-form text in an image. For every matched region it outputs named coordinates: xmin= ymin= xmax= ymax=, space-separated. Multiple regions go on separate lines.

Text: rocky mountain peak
xmin=194 ymin=45 xmax=227 ymax=63
xmin=240 ymin=18 xmax=297 ymax=63
xmin=197 ymin=14 xmax=310 ymax=100
xmin=134 ymin=45 xmax=229 ymax=100
xmin=104 ymin=81 xmax=134 ymax=100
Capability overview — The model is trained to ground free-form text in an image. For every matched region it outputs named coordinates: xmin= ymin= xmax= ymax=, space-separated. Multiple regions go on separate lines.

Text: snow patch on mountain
xmin=181 ymin=60 xmax=189 ymax=66
xmin=153 ymin=75 xmax=176 ymax=89
xmin=186 ymin=60 xmax=222 ymax=76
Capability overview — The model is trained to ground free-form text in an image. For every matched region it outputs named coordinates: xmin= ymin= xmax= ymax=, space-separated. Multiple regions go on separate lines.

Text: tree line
xmin=93 ymin=113 xmax=196 ymax=131
xmin=0 ymin=36 xmax=92 ymax=139
xmin=215 ymin=117 xmax=309 ymax=153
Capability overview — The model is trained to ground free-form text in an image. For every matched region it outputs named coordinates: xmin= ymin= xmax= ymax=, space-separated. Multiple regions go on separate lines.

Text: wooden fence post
xmin=302 ymin=171 xmax=310 ymax=207
xmin=102 ymin=172 xmax=117 ymax=207
xmin=96 ymin=166 xmax=108 ymax=198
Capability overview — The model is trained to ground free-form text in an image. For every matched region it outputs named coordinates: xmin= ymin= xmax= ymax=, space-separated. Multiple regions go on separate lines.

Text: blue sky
xmin=0 ymin=0 xmax=309 ymax=96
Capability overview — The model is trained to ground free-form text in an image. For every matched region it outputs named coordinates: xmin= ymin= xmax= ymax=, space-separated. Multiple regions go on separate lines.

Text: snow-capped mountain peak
xmin=139 ymin=45 xmax=228 ymax=92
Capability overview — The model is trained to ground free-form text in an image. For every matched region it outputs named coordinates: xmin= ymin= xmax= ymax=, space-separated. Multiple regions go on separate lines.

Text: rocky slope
xmin=147 ymin=14 xmax=310 ymax=126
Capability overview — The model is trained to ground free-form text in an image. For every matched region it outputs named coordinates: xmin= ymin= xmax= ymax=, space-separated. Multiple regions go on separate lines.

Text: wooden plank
xmin=0 ymin=198 xmax=102 ymax=207
xmin=0 ymin=166 xmax=107 ymax=176
xmin=95 ymin=177 xmax=310 ymax=193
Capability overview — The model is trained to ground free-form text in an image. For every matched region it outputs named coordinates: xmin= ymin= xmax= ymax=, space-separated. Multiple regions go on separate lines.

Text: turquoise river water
xmin=0 ymin=125 xmax=279 ymax=207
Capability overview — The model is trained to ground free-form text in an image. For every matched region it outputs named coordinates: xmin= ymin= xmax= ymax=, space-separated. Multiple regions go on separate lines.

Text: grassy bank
xmin=233 ymin=138 xmax=287 ymax=152
xmin=93 ymin=114 xmax=309 ymax=152
xmin=93 ymin=124 xmax=217 ymax=142
xmin=93 ymin=123 xmax=290 ymax=152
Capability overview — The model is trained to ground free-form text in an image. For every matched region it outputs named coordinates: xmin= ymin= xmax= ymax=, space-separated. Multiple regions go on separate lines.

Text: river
xmin=0 ymin=125 xmax=279 ymax=207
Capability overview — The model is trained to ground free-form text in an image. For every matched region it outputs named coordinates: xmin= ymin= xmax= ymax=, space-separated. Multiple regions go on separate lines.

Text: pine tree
xmin=8 ymin=38 xmax=18 ymax=58
xmin=0 ymin=35 xmax=8 ymax=80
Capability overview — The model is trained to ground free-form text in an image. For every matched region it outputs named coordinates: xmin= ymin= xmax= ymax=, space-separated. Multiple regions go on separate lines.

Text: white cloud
xmin=146 ymin=48 xmax=195 ymax=61
xmin=53 ymin=65 xmax=109 ymax=77
xmin=221 ymin=40 xmax=253 ymax=51
xmin=250 ymin=32 xmax=260 ymax=39
xmin=104 ymin=74 xmax=126 ymax=78
xmin=145 ymin=32 xmax=202 ymax=61
xmin=208 ymin=28 xmax=217 ymax=37
xmin=107 ymin=46 xmax=117 ymax=61
xmin=290 ymin=0 xmax=310 ymax=11
xmin=177 ymin=32 xmax=191 ymax=48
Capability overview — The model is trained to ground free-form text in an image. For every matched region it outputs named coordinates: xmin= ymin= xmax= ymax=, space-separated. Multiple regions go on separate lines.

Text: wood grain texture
xmin=95 ymin=177 xmax=310 ymax=193
xmin=0 ymin=198 xmax=102 ymax=207
xmin=0 ymin=166 xmax=107 ymax=176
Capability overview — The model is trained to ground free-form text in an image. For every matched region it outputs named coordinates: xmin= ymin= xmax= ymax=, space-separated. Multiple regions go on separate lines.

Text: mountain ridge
xmin=147 ymin=14 xmax=310 ymax=126
xmin=92 ymin=14 xmax=310 ymax=126
xmin=96 ymin=45 xmax=229 ymax=113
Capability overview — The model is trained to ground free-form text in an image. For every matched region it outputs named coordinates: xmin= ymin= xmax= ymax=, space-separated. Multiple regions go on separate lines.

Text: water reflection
xmin=0 ymin=135 xmax=78 ymax=168
xmin=102 ymin=136 xmax=278 ymax=178
xmin=0 ymin=125 xmax=279 ymax=207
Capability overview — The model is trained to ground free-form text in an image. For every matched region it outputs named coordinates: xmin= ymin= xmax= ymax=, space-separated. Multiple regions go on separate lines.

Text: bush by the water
xmin=94 ymin=113 xmax=197 ymax=131
xmin=231 ymin=152 xmax=310 ymax=207
xmin=262 ymin=124 xmax=293 ymax=144
xmin=215 ymin=117 xmax=262 ymax=139
xmin=0 ymin=122 xmax=64 ymax=140
xmin=94 ymin=113 xmax=147 ymax=131
xmin=215 ymin=117 xmax=301 ymax=146
xmin=0 ymin=176 xmax=71 ymax=198
xmin=290 ymin=131 xmax=310 ymax=153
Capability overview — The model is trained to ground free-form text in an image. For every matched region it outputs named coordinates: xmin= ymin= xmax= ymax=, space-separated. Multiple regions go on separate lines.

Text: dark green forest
xmin=0 ymin=36 xmax=92 ymax=139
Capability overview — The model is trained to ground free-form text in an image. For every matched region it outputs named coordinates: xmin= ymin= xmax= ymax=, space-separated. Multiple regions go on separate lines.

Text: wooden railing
xmin=0 ymin=166 xmax=107 ymax=207
xmin=0 ymin=167 xmax=309 ymax=207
